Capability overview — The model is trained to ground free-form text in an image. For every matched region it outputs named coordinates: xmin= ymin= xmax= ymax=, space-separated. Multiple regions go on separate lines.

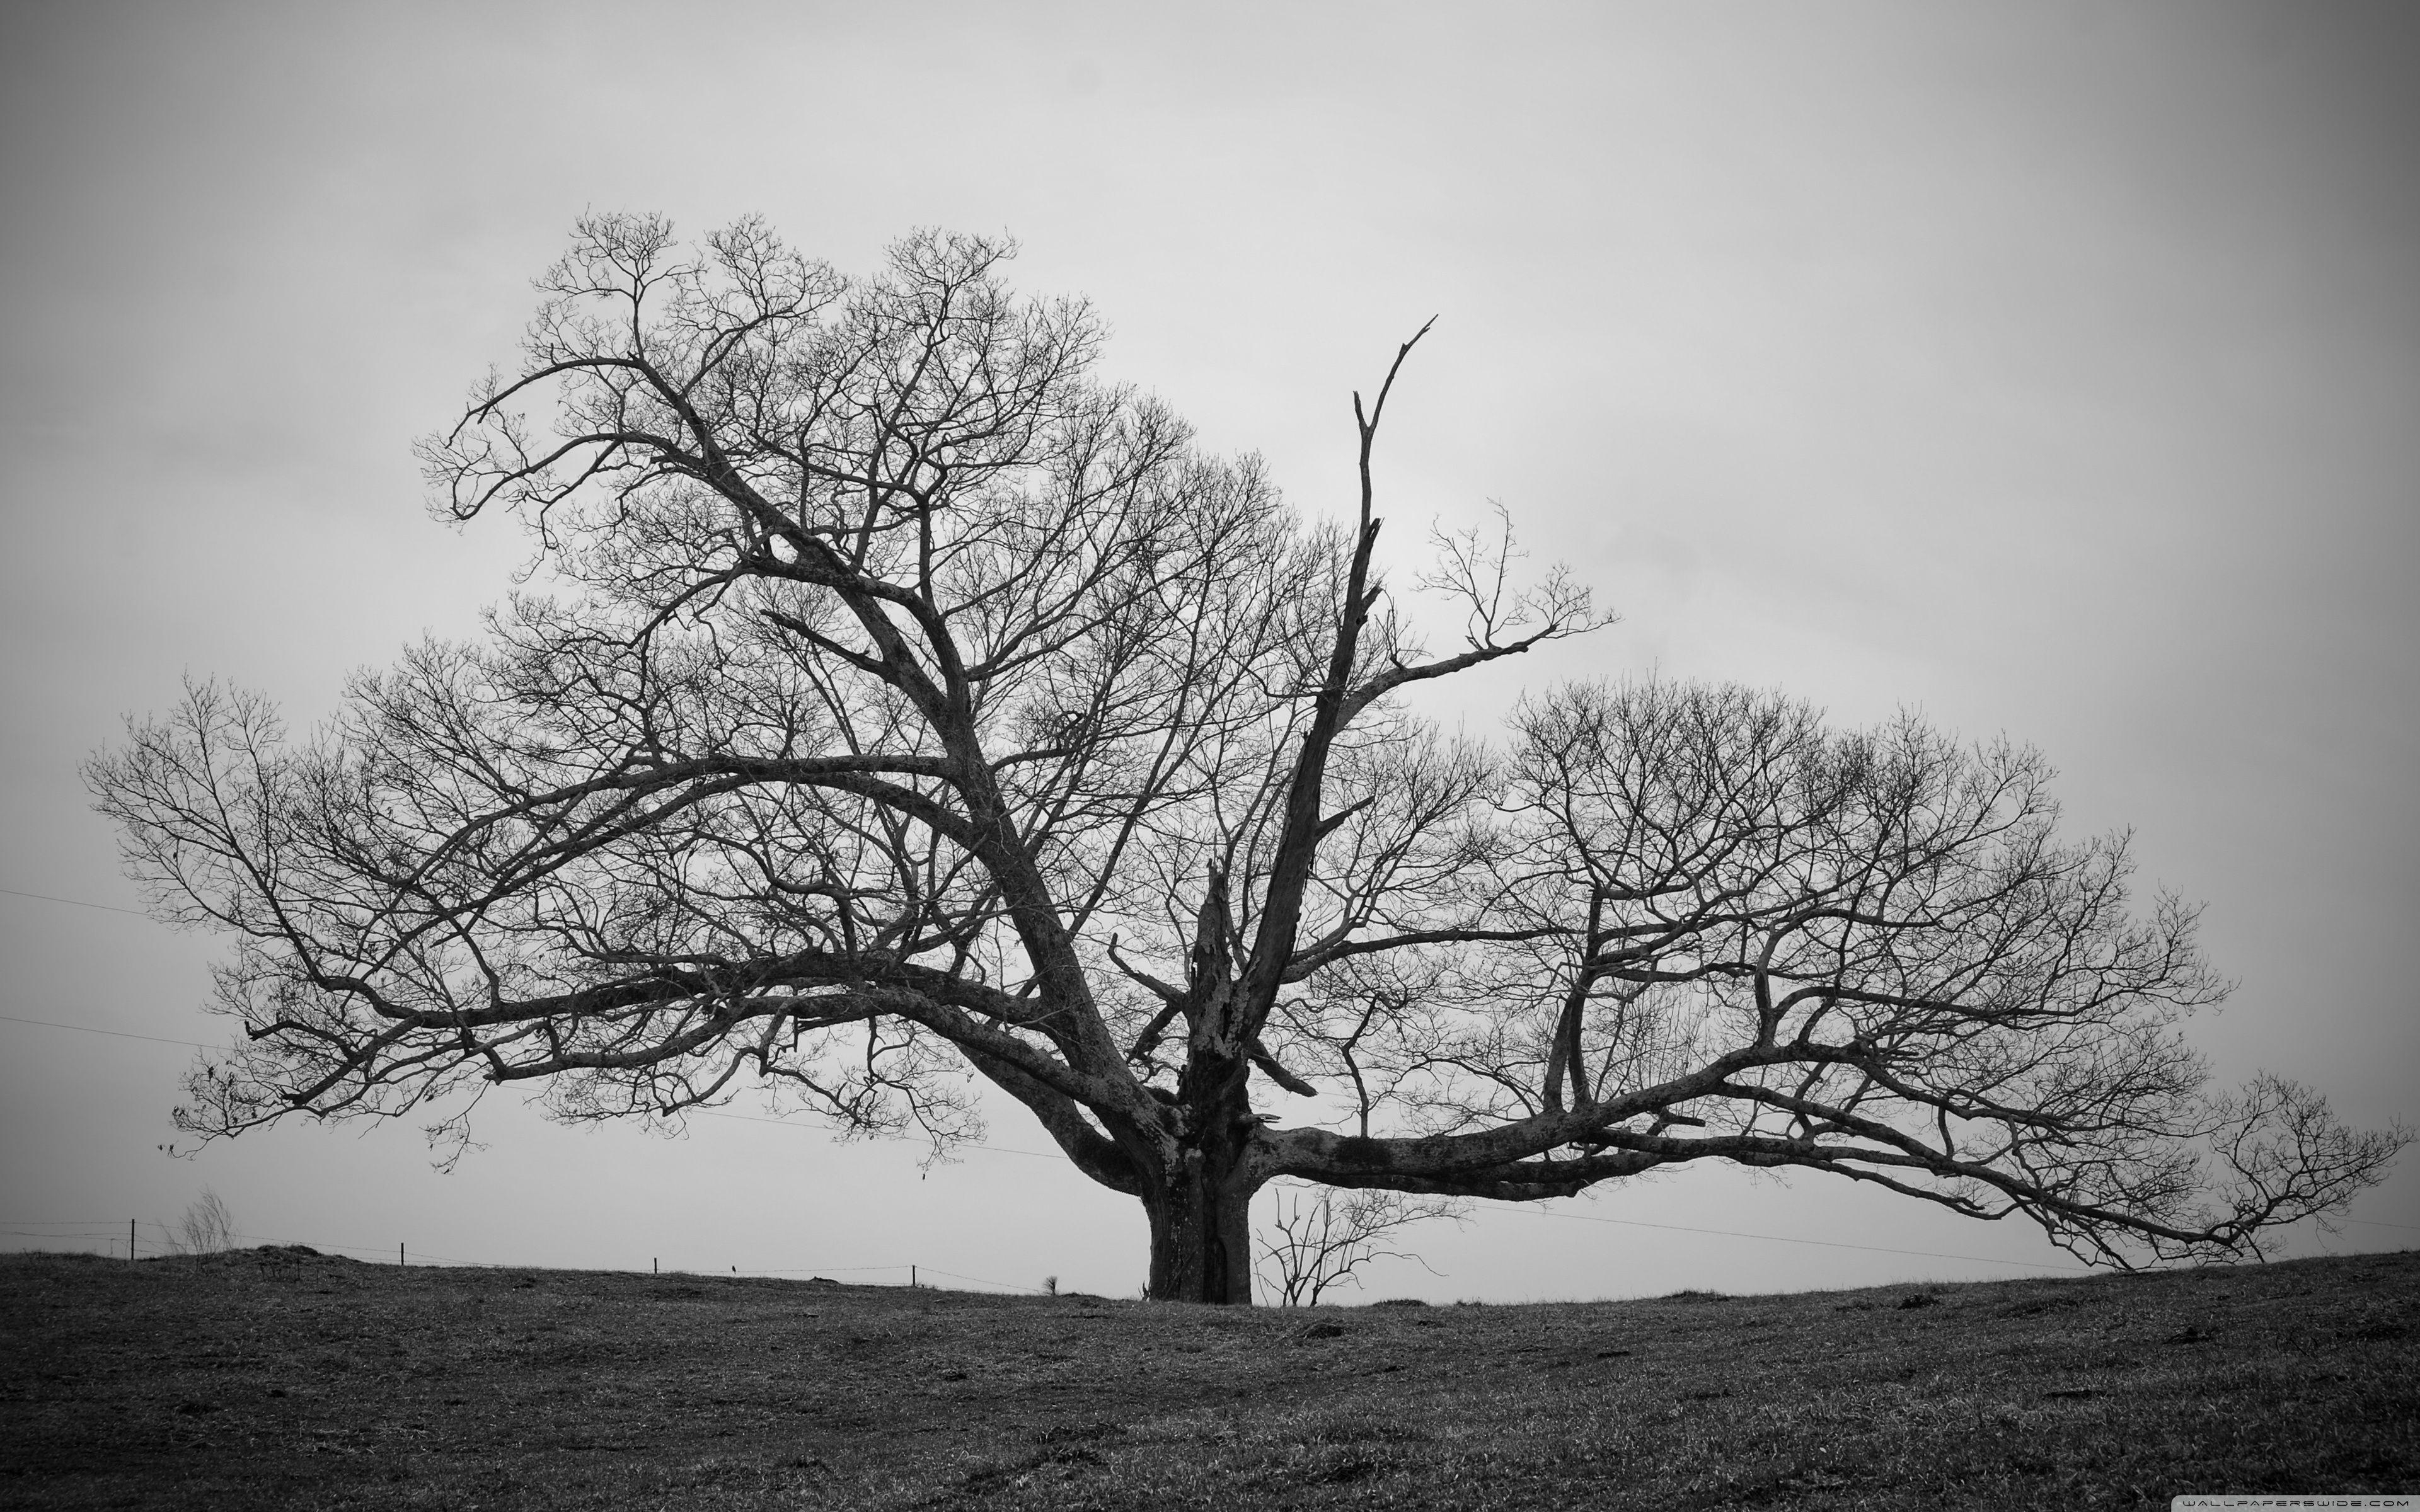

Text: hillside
xmin=3 ymin=1245 xmax=2413 ymax=1509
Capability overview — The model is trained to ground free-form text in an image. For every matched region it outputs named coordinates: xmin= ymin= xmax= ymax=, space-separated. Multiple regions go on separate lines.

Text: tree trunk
xmin=1149 ymin=930 xmax=1262 ymax=1303
xmin=1143 ymin=1145 xmax=1258 ymax=1304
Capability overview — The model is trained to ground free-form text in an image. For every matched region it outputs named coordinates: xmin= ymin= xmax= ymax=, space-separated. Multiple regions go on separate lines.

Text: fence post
xmin=129 ymin=1219 xmax=135 ymax=1263
xmin=911 ymin=1264 xmax=916 ymax=1289
xmin=399 ymin=1243 xmax=405 ymax=1268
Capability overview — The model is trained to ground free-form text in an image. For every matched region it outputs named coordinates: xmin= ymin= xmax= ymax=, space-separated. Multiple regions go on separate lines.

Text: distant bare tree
xmin=89 ymin=214 xmax=2406 ymax=1303
xmin=1257 ymin=1183 xmax=1465 ymax=1306
xmin=166 ymin=1189 xmax=236 ymax=1256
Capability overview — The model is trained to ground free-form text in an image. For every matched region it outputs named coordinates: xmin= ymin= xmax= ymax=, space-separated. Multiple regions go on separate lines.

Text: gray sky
xmin=3 ymin=1 xmax=2414 ymax=1300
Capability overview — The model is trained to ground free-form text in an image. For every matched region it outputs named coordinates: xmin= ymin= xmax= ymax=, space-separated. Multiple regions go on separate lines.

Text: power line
xmin=0 ymin=1012 xmax=214 ymax=1050
xmin=3 ymin=1218 xmax=977 ymax=1281
xmin=917 ymin=1265 xmax=1046 ymax=1293
xmin=689 ymin=1107 xmax=1061 ymax=1160
xmin=1500 ymin=1206 xmax=2420 ymax=1263
xmin=8 ymin=1201 xmax=2409 ymax=1288
xmin=0 ymin=885 xmax=151 ymax=917
xmin=0 ymin=1020 xmax=1069 ymax=1158
xmin=6 ymin=883 xmax=2408 ymax=1273
xmin=1506 ymin=1203 xmax=2092 ymax=1273
xmin=1 ymin=1222 xmax=1031 ymax=1287
xmin=26 ymin=1028 xmax=2399 ymax=1255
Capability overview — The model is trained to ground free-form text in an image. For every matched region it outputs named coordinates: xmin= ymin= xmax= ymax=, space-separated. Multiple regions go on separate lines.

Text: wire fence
xmin=0 ymin=1218 xmax=1051 ymax=1294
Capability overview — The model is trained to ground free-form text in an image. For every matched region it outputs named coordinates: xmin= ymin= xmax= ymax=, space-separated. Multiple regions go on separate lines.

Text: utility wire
xmin=0 ymin=885 xmax=150 ymax=917
xmin=4 ymin=1222 xmax=1025 ymax=1286
xmin=1507 ymin=1203 xmax=2091 ymax=1273
xmin=917 ymin=1265 xmax=1045 ymax=1293
xmin=689 ymin=1107 xmax=1061 ymax=1160
xmin=0 ymin=1012 xmax=216 ymax=1050
xmin=8 ymin=1218 xmax=969 ymax=1281
xmin=8 ymin=883 xmax=2410 ymax=1266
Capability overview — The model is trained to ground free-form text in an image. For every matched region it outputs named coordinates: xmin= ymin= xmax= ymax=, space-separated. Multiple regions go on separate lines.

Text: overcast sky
xmin=3 ymin=1 xmax=2414 ymax=1301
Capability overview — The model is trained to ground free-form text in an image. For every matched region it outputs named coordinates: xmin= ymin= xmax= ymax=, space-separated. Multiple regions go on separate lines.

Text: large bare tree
xmin=89 ymin=215 xmax=2404 ymax=1303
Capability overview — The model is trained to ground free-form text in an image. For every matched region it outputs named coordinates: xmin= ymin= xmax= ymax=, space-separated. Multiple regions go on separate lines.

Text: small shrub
xmin=166 ymin=1189 xmax=236 ymax=1256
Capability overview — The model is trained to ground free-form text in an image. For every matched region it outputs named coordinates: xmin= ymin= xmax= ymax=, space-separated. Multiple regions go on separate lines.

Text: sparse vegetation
xmin=3 ymin=1246 xmax=2412 ymax=1509
xmin=1256 ymin=1184 xmax=1465 ymax=1306
xmin=161 ymin=1189 xmax=235 ymax=1257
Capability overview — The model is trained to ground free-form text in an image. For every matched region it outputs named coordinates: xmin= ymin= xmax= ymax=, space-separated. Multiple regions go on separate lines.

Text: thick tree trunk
xmin=1147 ymin=890 xmax=1264 ymax=1304
xmin=1143 ymin=1150 xmax=1258 ymax=1303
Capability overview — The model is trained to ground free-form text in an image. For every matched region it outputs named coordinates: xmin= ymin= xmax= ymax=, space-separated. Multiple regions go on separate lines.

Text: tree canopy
xmin=89 ymin=214 xmax=2404 ymax=1302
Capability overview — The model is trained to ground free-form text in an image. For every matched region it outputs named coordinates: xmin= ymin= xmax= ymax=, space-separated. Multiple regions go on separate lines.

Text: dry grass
xmin=1 ymin=1244 xmax=2412 ymax=1509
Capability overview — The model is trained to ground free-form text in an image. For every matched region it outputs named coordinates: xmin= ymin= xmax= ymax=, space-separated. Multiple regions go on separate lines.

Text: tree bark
xmin=1143 ymin=1147 xmax=1259 ymax=1304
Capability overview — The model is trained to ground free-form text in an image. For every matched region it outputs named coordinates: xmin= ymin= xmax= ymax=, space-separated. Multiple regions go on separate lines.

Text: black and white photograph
xmin=4 ymin=3 xmax=2415 ymax=1506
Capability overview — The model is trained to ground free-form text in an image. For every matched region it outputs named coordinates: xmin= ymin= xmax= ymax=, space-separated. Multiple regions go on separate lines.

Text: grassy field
xmin=1 ymin=1244 xmax=2412 ymax=1510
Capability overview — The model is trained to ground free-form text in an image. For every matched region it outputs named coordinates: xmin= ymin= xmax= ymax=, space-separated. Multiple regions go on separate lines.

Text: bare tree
xmin=165 ymin=1189 xmax=236 ymax=1256
xmin=88 ymin=215 xmax=2404 ymax=1303
xmin=1257 ymin=1183 xmax=1464 ymax=1306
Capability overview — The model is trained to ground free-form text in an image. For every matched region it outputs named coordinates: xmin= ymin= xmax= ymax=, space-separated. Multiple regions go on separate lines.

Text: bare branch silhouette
xmin=88 ymin=214 xmax=2406 ymax=1302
